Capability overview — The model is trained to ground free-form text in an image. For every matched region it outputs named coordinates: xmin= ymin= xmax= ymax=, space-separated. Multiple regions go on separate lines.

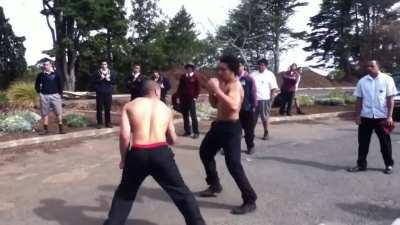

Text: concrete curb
xmin=270 ymin=111 xmax=353 ymax=123
xmin=0 ymin=127 xmax=119 ymax=150
xmin=0 ymin=111 xmax=353 ymax=150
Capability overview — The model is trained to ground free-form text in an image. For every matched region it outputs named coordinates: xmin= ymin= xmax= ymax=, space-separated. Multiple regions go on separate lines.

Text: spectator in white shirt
xmin=348 ymin=60 xmax=398 ymax=175
xmin=250 ymin=59 xmax=279 ymax=140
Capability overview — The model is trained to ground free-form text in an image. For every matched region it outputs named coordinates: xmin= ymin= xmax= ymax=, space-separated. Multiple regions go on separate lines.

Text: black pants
xmin=239 ymin=110 xmax=256 ymax=149
xmin=279 ymin=91 xmax=295 ymax=115
xmin=96 ymin=92 xmax=112 ymax=125
xmin=200 ymin=121 xmax=257 ymax=204
xmin=357 ymin=117 xmax=394 ymax=168
xmin=104 ymin=146 xmax=206 ymax=225
xmin=181 ymin=99 xmax=199 ymax=134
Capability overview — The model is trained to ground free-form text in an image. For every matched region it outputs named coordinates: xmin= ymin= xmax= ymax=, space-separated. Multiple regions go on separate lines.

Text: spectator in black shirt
xmin=125 ymin=64 xmax=145 ymax=101
xmin=35 ymin=59 xmax=66 ymax=135
xmin=152 ymin=67 xmax=171 ymax=103
xmin=92 ymin=60 xmax=116 ymax=128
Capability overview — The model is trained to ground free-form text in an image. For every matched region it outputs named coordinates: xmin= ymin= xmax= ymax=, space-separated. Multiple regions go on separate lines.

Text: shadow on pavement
xmin=337 ymin=202 xmax=400 ymax=221
xmin=256 ymin=156 xmax=348 ymax=172
xmin=33 ymin=197 xmax=157 ymax=225
xmin=99 ymin=185 xmax=235 ymax=210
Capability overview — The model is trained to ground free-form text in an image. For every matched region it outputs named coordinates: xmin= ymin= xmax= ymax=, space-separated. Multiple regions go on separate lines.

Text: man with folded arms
xmin=103 ymin=81 xmax=206 ymax=225
xmin=348 ymin=60 xmax=397 ymax=175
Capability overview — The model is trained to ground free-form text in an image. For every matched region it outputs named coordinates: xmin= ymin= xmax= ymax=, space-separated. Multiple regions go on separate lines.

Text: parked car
xmin=392 ymin=73 xmax=400 ymax=121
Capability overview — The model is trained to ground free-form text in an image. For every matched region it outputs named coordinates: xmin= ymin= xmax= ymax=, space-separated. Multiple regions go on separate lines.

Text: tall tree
xmin=305 ymin=0 xmax=399 ymax=74
xmin=41 ymin=0 xmax=128 ymax=91
xmin=129 ymin=0 xmax=161 ymax=46
xmin=0 ymin=7 xmax=27 ymax=89
xmin=164 ymin=6 xmax=203 ymax=66
xmin=216 ymin=0 xmax=307 ymax=73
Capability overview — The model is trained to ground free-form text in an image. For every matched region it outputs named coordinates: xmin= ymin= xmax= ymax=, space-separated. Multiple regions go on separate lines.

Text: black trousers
xmin=181 ymin=99 xmax=199 ymax=134
xmin=200 ymin=121 xmax=257 ymax=204
xmin=239 ymin=110 xmax=256 ymax=149
xmin=96 ymin=92 xmax=112 ymax=125
xmin=104 ymin=146 xmax=206 ymax=225
xmin=357 ymin=117 xmax=394 ymax=168
xmin=279 ymin=91 xmax=295 ymax=115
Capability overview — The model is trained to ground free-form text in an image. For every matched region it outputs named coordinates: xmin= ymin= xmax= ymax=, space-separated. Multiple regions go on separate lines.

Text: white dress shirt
xmin=250 ymin=69 xmax=279 ymax=100
xmin=354 ymin=72 xmax=398 ymax=119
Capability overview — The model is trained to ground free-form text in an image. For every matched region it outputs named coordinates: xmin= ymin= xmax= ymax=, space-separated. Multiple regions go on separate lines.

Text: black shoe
xmin=231 ymin=202 xmax=257 ymax=215
xmin=182 ymin=133 xmax=191 ymax=137
xmin=96 ymin=124 xmax=103 ymax=129
xmin=58 ymin=124 xmax=66 ymax=134
xmin=106 ymin=124 xmax=113 ymax=128
xmin=347 ymin=166 xmax=367 ymax=173
xmin=192 ymin=133 xmax=200 ymax=139
xmin=384 ymin=166 xmax=393 ymax=175
xmin=287 ymin=113 xmax=292 ymax=116
xmin=262 ymin=132 xmax=269 ymax=141
xmin=297 ymin=110 xmax=305 ymax=115
xmin=39 ymin=129 xmax=49 ymax=136
xmin=247 ymin=147 xmax=256 ymax=155
xmin=198 ymin=185 xmax=223 ymax=197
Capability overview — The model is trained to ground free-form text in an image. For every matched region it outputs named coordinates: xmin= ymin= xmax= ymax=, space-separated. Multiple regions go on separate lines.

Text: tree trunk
xmin=106 ymin=29 xmax=113 ymax=63
xmin=273 ymin=33 xmax=280 ymax=75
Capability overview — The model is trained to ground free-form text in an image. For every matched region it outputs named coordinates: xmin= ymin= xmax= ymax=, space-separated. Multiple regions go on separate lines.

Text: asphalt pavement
xmin=1 ymin=118 xmax=400 ymax=225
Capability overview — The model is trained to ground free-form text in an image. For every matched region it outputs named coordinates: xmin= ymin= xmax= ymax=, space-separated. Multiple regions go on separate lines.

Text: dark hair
xmin=257 ymin=59 xmax=268 ymax=66
xmin=220 ymin=55 xmax=240 ymax=76
xmin=99 ymin=59 xmax=108 ymax=65
xmin=184 ymin=64 xmax=195 ymax=70
xmin=143 ymin=80 xmax=160 ymax=95
xmin=152 ymin=66 xmax=160 ymax=72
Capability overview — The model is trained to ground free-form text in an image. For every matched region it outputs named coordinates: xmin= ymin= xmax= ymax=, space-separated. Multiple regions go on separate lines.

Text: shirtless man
xmin=198 ymin=55 xmax=257 ymax=215
xmin=103 ymin=81 xmax=206 ymax=225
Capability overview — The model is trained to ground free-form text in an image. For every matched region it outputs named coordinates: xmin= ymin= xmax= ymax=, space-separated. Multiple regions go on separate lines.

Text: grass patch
xmin=7 ymin=81 xmax=38 ymax=109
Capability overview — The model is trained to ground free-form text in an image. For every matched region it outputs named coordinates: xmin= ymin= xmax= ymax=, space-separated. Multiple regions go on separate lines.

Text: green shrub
xmin=7 ymin=82 xmax=38 ymax=109
xmin=316 ymin=97 xmax=346 ymax=106
xmin=296 ymin=95 xmax=315 ymax=107
xmin=0 ymin=92 xmax=9 ymax=108
xmin=0 ymin=115 xmax=33 ymax=133
xmin=63 ymin=113 xmax=90 ymax=128
xmin=327 ymin=89 xmax=356 ymax=105
xmin=13 ymin=111 xmax=41 ymax=125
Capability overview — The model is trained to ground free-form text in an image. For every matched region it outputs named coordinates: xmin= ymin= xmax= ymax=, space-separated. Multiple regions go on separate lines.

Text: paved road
xmin=1 ymin=118 xmax=400 ymax=225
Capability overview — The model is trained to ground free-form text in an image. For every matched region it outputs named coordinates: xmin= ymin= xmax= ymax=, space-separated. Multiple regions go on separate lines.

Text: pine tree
xmin=0 ymin=7 xmax=27 ymax=89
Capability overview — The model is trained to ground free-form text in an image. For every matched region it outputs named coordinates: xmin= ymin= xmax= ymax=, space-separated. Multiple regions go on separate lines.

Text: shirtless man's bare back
xmin=198 ymin=55 xmax=258 ymax=215
xmin=103 ymin=81 xmax=206 ymax=225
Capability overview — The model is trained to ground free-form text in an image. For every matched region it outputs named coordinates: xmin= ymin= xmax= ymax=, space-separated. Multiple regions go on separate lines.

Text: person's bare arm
xmin=166 ymin=111 xmax=177 ymax=145
xmin=209 ymin=92 xmax=218 ymax=108
xmin=355 ymin=97 xmax=362 ymax=125
xmin=119 ymin=105 xmax=131 ymax=169
xmin=210 ymin=79 xmax=241 ymax=111
xmin=387 ymin=96 xmax=395 ymax=126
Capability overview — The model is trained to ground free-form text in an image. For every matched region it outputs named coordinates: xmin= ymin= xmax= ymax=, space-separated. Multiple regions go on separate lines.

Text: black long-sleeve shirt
xmin=35 ymin=71 xmax=63 ymax=95
xmin=92 ymin=69 xmax=117 ymax=93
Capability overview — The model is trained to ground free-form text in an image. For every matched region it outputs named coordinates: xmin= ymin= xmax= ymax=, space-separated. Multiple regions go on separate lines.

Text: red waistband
xmin=131 ymin=142 xmax=168 ymax=149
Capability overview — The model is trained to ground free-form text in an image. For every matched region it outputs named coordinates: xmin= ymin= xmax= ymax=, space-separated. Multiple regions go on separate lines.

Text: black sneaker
xmin=262 ymin=132 xmax=269 ymax=141
xmin=247 ymin=147 xmax=256 ymax=155
xmin=192 ymin=133 xmax=200 ymax=139
xmin=384 ymin=166 xmax=393 ymax=175
xmin=231 ymin=202 xmax=257 ymax=215
xmin=198 ymin=185 xmax=223 ymax=197
xmin=182 ymin=133 xmax=191 ymax=137
xmin=297 ymin=110 xmax=305 ymax=115
xmin=347 ymin=166 xmax=367 ymax=173
xmin=106 ymin=124 xmax=113 ymax=128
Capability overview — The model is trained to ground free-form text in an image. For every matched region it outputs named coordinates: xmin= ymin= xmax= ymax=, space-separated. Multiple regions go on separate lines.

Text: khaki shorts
xmin=40 ymin=93 xmax=62 ymax=116
xmin=255 ymin=100 xmax=271 ymax=123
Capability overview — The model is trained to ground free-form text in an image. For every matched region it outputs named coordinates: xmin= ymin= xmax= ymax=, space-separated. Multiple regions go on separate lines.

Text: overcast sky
xmin=0 ymin=0 xmax=322 ymax=71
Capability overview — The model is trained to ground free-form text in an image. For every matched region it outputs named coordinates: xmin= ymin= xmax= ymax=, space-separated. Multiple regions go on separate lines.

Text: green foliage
xmin=296 ymin=95 xmax=315 ymax=106
xmin=7 ymin=81 xmax=38 ymax=109
xmin=215 ymin=0 xmax=307 ymax=71
xmin=328 ymin=70 xmax=346 ymax=81
xmin=0 ymin=7 xmax=27 ymax=90
xmin=0 ymin=115 xmax=32 ymax=133
xmin=327 ymin=89 xmax=356 ymax=104
xmin=13 ymin=111 xmax=41 ymax=125
xmin=305 ymin=0 xmax=400 ymax=74
xmin=63 ymin=114 xmax=90 ymax=128
xmin=0 ymin=91 xmax=9 ymax=108
xmin=316 ymin=97 xmax=346 ymax=106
